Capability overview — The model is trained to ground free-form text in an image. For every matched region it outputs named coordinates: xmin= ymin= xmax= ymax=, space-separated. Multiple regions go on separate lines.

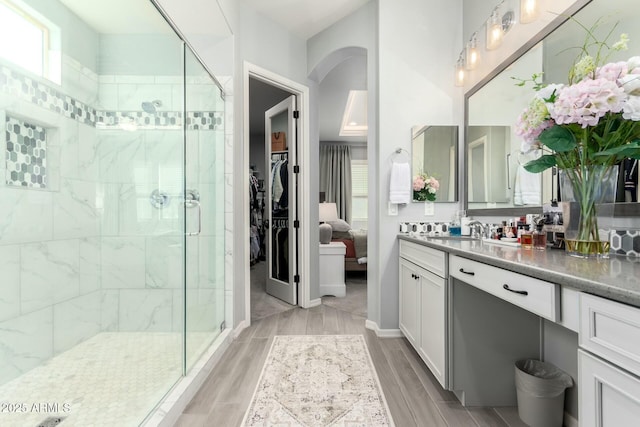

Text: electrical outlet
xmin=388 ymin=202 xmax=398 ymax=216
xmin=424 ymin=202 xmax=435 ymax=216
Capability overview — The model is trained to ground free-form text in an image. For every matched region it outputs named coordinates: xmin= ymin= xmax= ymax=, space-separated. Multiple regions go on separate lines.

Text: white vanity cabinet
xmin=579 ymin=293 xmax=640 ymax=426
xmin=399 ymin=240 xmax=447 ymax=387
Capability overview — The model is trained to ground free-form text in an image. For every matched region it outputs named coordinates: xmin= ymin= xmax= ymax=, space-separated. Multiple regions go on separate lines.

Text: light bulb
xmin=485 ymin=9 xmax=503 ymax=50
xmin=465 ymin=33 xmax=479 ymax=70
xmin=454 ymin=56 xmax=465 ymax=87
xmin=520 ymin=0 xmax=540 ymax=24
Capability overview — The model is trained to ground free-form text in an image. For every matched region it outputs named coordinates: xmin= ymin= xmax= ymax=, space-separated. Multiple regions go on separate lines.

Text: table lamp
xmin=319 ymin=202 xmax=338 ymax=244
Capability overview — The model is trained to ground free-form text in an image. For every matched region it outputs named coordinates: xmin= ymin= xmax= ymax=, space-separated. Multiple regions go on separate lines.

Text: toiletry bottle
xmin=533 ymin=222 xmax=547 ymax=250
xmin=461 ymin=216 xmax=471 ymax=236
xmin=449 ymin=212 xmax=462 ymax=236
xmin=521 ymin=225 xmax=534 ymax=249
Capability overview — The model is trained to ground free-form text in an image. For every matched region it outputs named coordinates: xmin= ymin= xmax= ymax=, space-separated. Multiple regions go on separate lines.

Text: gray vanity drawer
xmin=399 ymin=240 xmax=446 ymax=278
xmin=580 ymin=293 xmax=640 ymax=377
xmin=450 ymin=255 xmax=559 ymax=321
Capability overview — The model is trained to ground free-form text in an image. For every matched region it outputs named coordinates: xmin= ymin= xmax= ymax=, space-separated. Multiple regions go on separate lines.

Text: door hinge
xmin=294 ymin=274 xmax=300 ymax=283
xmin=293 ymin=110 xmax=299 ymax=119
xmin=293 ymin=165 xmax=300 ymax=173
xmin=293 ymin=220 xmax=300 ymax=228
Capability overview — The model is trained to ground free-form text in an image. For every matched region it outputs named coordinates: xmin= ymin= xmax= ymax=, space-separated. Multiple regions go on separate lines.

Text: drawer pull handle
xmin=503 ymin=284 xmax=528 ymax=296
xmin=459 ymin=268 xmax=475 ymax=276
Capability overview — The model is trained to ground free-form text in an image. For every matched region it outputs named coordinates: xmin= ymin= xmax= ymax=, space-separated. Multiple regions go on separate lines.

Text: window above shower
xmin=0 ymin=0 xmax=61 ymax=84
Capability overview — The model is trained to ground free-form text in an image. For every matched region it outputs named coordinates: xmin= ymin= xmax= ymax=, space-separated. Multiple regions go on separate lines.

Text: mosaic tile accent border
xmin=5 ymin=116 xmax=47 ymax=188
xmin=1 ymin=65 xmax=96 ymax=127
xmin=399 ymin=221 xmax=451 ymax=234
xmin=1 ymin=64 xmax=222 ymax=131
xmin=611 ymin=230 xmax=640 ymax=257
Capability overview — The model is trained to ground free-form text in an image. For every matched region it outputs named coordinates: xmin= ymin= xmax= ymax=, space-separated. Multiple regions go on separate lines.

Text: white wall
xmin=217 ymin=0 xmax=318 ymax=323
xmin=308 ymin=0 xmax=379 ymax=322
xmin=308 ymin=0 xmax=463 ymax=330
xmin=376 ymin=0 xmax=463 ymax=329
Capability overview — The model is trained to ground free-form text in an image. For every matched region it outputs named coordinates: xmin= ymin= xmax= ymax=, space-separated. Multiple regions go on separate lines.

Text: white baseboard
xmin=365 ymin=320 xmax=403 ymax=338
xmin=234 ymin=319 xmax=249 ymax=338
xmin=306 ymin=298 xmax=322 ymax=308
xmin=564 ymin=412 xmax=578 ymax=427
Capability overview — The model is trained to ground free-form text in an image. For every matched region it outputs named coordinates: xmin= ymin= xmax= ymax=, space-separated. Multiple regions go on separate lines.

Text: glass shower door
xmin=184 ymin=47 xmax=226 ymax=372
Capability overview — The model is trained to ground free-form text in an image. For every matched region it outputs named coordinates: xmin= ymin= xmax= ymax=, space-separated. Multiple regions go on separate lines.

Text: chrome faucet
xmin=466 ymin=220 xmax=490 ymax=239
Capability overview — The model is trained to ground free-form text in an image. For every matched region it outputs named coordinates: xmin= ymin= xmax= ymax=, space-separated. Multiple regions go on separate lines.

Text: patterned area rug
xmin=242 ymin=335 xmax=394 ymax=426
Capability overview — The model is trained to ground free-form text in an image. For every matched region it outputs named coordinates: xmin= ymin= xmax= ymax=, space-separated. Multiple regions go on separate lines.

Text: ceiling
xmin=58 ymin=0 xmax=369 ymax=40
xmin=58 ymin=0 xmax=369 ymax=142
xmin=240 ymin=0 xmax=371 ymax=40
xmin=58 ymin=0 xmax=231 ymax=37
xmin=58 ymin=0 xmax=171 ymax=34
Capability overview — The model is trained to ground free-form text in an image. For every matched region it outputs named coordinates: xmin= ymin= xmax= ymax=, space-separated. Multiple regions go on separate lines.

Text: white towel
xmin=513 ymin=164 xmax=541 ymax=205
xmin=389 ymin=161 xmax=411 ymax=204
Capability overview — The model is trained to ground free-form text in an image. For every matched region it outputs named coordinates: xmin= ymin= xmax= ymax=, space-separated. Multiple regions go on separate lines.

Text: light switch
xmin=424 ymin=202 xmax=435 ymax=216
xmin=388 ymin=202 xmax=398 ymax=216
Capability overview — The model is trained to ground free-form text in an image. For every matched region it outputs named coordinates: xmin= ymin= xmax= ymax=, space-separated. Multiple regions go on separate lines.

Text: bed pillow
xmin=328 ymin=219 xmax=351 ymax=232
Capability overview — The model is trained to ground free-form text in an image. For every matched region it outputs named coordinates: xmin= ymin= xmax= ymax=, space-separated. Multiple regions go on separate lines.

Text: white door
xmin=418 ymin=268 xmax=447 ymax=388
xmin=265 ymin=95 xmax=298 ymax=305
xmin=399 ymin=258 xmax=420 ymax=347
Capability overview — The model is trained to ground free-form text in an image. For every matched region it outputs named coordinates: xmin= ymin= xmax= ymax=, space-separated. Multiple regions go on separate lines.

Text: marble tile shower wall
xmin=0 ymin=59 xmax=224 ymax=385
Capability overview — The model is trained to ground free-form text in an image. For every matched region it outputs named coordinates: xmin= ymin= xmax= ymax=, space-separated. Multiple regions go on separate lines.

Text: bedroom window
xmin=351 ymin=159 xmax=368 ymax=223
xmin=0 ymin=0 xmax=61 ymax=84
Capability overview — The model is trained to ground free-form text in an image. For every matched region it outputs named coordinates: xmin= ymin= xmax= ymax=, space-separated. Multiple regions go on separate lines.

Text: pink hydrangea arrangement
xmin=514 ymin=23 xmax=640 ymax=173
xmin=413 ymin=173 xmax=439 ymax=202
xmin=514 ymin=19 xmax=640 ymax=257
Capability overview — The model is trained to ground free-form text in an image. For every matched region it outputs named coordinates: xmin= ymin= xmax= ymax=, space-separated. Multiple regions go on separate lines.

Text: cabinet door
xmin=579 ymin=350 xmax=640 ymax=427
xmin=418 ymin=268 xmax=447 ymax=388
xmin=399 ymin=258 xmax=420 ymax=347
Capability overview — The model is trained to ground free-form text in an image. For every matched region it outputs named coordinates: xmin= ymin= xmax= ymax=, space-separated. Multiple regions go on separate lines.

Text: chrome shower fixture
xmin=141 ymin=99 xmax=162 ymax=114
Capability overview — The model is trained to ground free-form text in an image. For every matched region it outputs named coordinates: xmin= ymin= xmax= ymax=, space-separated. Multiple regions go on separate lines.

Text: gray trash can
xmin=515 ymin=359 xmax=573 ymax=427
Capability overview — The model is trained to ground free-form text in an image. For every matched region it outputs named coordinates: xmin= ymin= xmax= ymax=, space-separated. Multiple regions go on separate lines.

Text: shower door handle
xmin=185 ymin=199 xmax=201 ymax=236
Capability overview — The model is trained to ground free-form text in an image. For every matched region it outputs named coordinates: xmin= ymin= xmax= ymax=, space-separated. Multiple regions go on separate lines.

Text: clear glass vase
xmin=559 ymin=165 xmax=618 ymax=258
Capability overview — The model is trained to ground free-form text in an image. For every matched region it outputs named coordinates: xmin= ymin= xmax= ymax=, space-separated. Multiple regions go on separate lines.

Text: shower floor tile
xmin=0 ymin=332 xmax=211 ymax=427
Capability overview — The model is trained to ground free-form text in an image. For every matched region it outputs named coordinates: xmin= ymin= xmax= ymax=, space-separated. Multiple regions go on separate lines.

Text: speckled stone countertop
xmin=399 ymin=234 xmax=640 ymax=308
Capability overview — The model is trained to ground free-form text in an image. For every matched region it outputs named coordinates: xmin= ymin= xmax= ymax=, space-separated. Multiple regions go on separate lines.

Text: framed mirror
xmin=411 ymin=125 xmax=458 ymax=202
xmin=466 ymin=42 xmax=553 ymax=211
xmin=467 ymin=0 xmax=640 ymax=216
xmin=464 ymin=0 xmax=604 ymax=215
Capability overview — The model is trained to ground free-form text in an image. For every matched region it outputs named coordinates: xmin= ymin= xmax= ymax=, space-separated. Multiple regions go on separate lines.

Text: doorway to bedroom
xmin=317 ymin=53 xmax=369 ymax=319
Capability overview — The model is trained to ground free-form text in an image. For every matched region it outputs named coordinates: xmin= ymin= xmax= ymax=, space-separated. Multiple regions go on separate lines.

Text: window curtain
xmin=320 ymin=145 xmax=352 ymax=224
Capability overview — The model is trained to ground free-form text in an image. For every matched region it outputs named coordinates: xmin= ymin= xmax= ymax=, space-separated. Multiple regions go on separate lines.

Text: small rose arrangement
xmin=413 ymin=173 xmax=439 ymax=201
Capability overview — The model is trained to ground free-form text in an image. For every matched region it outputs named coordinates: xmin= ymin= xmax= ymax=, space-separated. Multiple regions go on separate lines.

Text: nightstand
xmin=319 ymin=242 xmax=346 ymax=297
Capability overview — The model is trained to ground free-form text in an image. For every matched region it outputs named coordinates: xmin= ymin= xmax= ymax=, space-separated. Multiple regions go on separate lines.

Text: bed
xmin=331 ymin=228 xmax=367 ymax=272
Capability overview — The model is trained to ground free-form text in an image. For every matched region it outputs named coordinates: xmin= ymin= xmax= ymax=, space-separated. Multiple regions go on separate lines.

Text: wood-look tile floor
xmin=174 ymin=304 xmax=527 ymax=427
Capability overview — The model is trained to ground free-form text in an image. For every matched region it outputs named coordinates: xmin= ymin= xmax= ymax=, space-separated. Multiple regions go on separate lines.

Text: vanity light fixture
xmin=486 ymin=7 xmax=504 ymax=50
xmin=520 ymin=0 xmax=540 ymax=24
xmin=454 ymin=52 xmax=466 ymax=87
xmin=465 ymin=32 xmax=479 ymax=70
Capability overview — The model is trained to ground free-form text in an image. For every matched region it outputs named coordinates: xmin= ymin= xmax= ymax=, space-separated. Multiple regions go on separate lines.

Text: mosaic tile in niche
xmin=5 ymin=116 xmax=47 ymax=188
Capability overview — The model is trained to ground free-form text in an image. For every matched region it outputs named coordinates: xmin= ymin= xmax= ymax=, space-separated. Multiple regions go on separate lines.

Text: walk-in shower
xmin=0 ymin=0 xmax=228 ymax=425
